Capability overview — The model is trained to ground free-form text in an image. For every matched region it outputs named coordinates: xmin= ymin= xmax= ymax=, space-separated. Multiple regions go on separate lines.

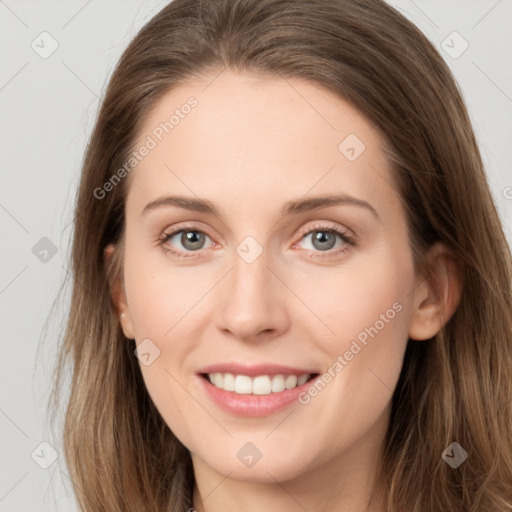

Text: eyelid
xmin=290 ymin=221 xmax=357 ymax=260
xmin=160 ymin=223 xmax=217 ymax=250
xmin=160 ymin=221 xmax=215 ymax=241
xmin=293 ymin=220 xmax=356 ymax=242
xmin=159 ymin=219 xmax=356 ymax=258
xmin=160 ymin=219 xmax=355 ymax=242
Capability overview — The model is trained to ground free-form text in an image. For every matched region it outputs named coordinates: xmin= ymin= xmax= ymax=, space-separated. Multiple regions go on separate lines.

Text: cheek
xmin=285 ymin=255 xmax=413 ymax=461
xmin=123 ymin=247 xmax=210 ymax=341
xmin=300 ymin=247 xmax=414 ymax=411
xmin=292 ymin=248 xmax=413 ymax=353
xmin=122 ymin=250 xmax=202 ymax=442
xmin=122 ymin=249 xmax=215 ymax=405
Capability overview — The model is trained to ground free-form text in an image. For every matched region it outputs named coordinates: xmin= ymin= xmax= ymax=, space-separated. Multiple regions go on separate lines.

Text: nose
xmin=214 ymin=245 xmax=290 ymax=343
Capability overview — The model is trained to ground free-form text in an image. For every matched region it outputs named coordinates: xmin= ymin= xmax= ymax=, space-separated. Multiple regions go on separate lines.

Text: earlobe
xmin=408 ymin=243 xmax=462 ymax=341
xmin=104 ymin=243 xmax=135 ymax=340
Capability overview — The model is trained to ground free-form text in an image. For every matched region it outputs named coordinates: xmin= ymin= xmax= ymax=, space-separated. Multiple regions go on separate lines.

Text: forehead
xmin=126 ymin=70 xmax=397 ymax=219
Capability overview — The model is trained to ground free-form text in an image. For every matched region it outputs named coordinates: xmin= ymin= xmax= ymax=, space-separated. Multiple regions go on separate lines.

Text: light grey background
xmin=1 ymin=1 xmax=511 ymax=510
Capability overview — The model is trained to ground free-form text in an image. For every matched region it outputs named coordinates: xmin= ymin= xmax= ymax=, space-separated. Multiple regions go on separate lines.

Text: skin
xmin=107 ymin=70 xmax=461 ymax=512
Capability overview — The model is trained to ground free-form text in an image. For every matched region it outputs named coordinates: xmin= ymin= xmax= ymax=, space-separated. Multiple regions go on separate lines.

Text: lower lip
xmin=198 ymin=375 xmax=318 ymax=417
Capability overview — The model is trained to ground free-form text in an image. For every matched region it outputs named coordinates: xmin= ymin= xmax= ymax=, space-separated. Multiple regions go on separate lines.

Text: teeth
xmin=271 ymin=374 xmax=285 ymax=393
xmin=285 ymin=375 xmax=297 ymax=389
xmin=297 ymin=374 xmax=308 ymax=386
xmin=207 ymin=373 xmax=311 ymax=395
xmin=234 ymin=375 xmax=252 ymax=394
xmin=223 ymin=373 xmax=235 ymax=391
xmin=253 ymin=376 xmax=272 ymax=395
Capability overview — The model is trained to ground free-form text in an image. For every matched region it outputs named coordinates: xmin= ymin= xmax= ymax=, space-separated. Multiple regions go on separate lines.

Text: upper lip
xmin=197 ymin=363 xmax=319 ymax=377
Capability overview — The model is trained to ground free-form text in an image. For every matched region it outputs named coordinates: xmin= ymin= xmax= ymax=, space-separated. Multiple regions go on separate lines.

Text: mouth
xmin=196 ymin=364 xmax=320 ymax=416
xmin=201 ymin=372 xmax=318 ymax=395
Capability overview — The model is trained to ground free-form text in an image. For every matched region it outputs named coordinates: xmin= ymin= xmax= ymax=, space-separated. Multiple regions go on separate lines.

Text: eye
xmin=159 ymin=222 xmax=356 ymax=260
xmin=160 ymin=227 xmax=215 ymax=258
xmin=293 ymin=223 xmax=356 ymax=260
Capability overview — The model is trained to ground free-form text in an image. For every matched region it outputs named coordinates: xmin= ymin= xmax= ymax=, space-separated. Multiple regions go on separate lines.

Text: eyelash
xmin=159 ymin=223 xmax=357 ymax=261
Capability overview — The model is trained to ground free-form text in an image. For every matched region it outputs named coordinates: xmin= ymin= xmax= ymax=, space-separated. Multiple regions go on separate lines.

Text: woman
xmin=52 ymin=0 xmax=512 ymax=510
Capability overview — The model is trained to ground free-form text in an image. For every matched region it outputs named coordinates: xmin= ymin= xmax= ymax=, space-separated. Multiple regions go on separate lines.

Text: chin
xmin=191 ymin=438 xmax=319 ymax=483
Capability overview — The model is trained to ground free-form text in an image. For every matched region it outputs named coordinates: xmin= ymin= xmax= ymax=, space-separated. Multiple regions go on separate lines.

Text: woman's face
xmin=114 ymin=70 xmax=429 ymax=483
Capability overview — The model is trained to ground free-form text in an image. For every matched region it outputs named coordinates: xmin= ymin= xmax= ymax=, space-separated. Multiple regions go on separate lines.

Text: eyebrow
xmin=142 ymin=193 xmax=380 ymax=220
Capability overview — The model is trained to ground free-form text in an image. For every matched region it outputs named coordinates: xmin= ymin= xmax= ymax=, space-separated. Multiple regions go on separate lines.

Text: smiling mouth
xmin=201 ymin=372 xmax=319 ymax=395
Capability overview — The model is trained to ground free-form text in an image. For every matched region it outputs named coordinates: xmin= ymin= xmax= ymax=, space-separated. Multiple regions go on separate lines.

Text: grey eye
xmin=163 ymin=229 xmax=211 ymax=252
xmin=307 ymin=230 xmax=338 ymax=251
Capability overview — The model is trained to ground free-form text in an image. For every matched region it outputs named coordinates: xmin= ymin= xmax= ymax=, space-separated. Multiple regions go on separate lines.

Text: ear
xmin=408 ymin=243 xmax=462 ymax=341
xmin=104 ymin=243 xmax=135 ymax=340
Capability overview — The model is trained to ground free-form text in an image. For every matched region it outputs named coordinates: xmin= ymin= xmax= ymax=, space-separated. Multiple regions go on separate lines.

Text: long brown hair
xmin=51 ymin=0 xmax=512 ymax=510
